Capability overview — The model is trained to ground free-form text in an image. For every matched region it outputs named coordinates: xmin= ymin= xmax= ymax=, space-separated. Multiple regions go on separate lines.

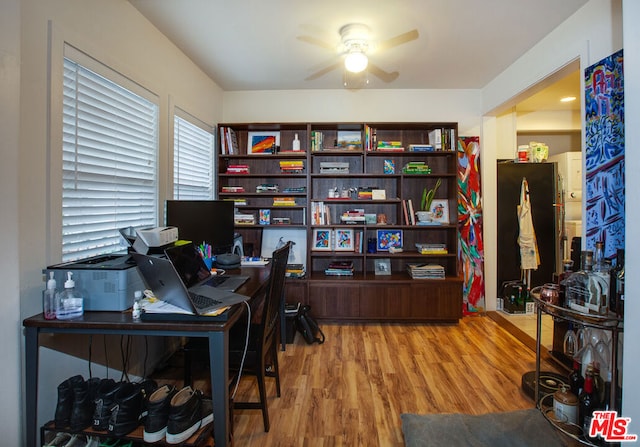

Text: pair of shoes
xmin=62 ymin=434 xmax=88 ymax=447
xmin=92 ymin=379 xmax=121 ymax=431
xmin=106 ymin=379 xmax=158 ymax=437
xmin=143 ymin=384 xmax=179 ymax=443
xmin=55 ymin=375 xmax=101 ymax=430
xmin=164 ymin=386 xmax=213 ymax=445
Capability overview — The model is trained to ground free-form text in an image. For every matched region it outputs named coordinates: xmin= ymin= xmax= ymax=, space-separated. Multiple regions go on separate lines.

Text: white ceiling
xmin=129 ymin=0 xmax=586 ymax=108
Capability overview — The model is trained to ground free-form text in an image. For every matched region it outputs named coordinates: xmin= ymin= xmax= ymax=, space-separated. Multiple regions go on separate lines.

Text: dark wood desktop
xmin=23 ymin=266 xmax=270 ymax=447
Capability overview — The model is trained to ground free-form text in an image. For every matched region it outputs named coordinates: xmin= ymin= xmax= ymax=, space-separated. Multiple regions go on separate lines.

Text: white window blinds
xmin=62 ymin=57 xmax=158 ymax=262
xmin=173 ymin=114 xmax=214 ymax=199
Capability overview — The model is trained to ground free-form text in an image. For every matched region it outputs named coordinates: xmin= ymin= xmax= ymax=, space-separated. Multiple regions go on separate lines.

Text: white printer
xmin=44 ymin=254 xmax=145 ymax=311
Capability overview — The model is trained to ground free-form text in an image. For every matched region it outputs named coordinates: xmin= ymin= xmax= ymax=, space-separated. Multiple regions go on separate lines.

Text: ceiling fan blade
xmin=369 ymin=63 xmax=399 ymax=83
xmin=305 ymin=61 xmax=342 ymax=81
xmin=296 ymin=35 xmax=335 ymax=51
xmin=376 ymin=29 xmax=419 ymax=52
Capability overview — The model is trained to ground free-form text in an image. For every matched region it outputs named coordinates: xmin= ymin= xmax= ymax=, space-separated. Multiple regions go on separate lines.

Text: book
xmin=407 ymin=199 xmax=416 ymax=226
xmin=402 ymin=199 xmax=410 ymax=225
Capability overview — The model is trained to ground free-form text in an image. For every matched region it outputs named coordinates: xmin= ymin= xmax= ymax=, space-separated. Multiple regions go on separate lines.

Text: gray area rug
xmin=401 ymin=408 xmax=567 ymax=447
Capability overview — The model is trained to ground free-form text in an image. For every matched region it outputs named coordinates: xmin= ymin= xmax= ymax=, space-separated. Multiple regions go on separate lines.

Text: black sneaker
xmin=143 ymin=384 xmax=178 ymax=443
xmin=70 ymin=377 xmax=101 ymax=431
xmin=54 ymin=375 xmax=84 ymax=429
xmin=165 ymin=387 xmax=213 ymax=444
xmin=107 ymin=382 xmax=144 ymax=437
xmin=91 ymin=379 xmax=120 ymax=431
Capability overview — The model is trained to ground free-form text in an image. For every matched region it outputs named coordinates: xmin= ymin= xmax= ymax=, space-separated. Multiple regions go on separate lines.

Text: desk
xmin=23 ymin=267 xmax=270 ymax=447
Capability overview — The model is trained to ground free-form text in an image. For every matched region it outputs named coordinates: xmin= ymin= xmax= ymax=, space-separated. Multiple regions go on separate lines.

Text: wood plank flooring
xmin=155 ymin=315 xmax=560 ymax=447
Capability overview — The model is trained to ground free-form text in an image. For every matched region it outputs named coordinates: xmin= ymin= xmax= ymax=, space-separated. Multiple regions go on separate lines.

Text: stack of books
xmin=234 ymin=213 xmax=255 ymax=225
xmin=285 ymin=264 xmax=306 ymax=278
xmin=377 ymin=141 xmax=404 ymax=151
xmin=221 ymin=186 xmax=245 ymax=193
xmin=226 ymin=164 xmax=249 ymax=174
xmin=311 ymin=130 xmax=325 ymax=152
xmin=407 ymin=263 xmax=445 ymax=279
xmin=357 ymin=187 xmax=374 ymax=200
xmin=283 ymin=186 xmax=306 ymax=193
xmin=408 ymin=144 xmax=435 ymax=152
xmin=256 ymin=184 xmax=279 ymax=193
xmin=279 ymin=160 xmax=304 ymax=173
xmin=311 ymin=201 xmax=331 ymax=225
xmin=219 ymin=126 xmax=239 ymax=154
xmin=402 ymin=162 xmax=432 ymax=174
xmin=320 ymin=162 xmax=349 ymax=174
xmin=223 ymin=197 xmax=247 ymax=206
xmin=415 ymin=243 xmax=448 ymax=254
xmin=272 ymin=197 xmax=296 ymax=206
xmin=340 ymin=209 xmax=365 ymax=224
xmin=272 ymin=217 xmax=291 ymax=225
xmin=325 ymin=260 xmax=354 ymax=276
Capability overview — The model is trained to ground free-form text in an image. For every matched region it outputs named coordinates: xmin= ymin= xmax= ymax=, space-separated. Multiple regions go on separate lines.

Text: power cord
xmin=231 ymin=300 xmax=251 ymax=400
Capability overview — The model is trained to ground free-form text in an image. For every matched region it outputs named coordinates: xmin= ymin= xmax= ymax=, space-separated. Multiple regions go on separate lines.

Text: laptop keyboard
xmin=204 ymin=275 xmax=229 ymax=287
xmin=189 ymin=292 xmax=223 ymax=310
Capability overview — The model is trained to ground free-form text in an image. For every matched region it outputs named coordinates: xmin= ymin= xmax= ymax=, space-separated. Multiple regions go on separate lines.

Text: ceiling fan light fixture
xmin=345 ymin=51 xmax=368 ymax=73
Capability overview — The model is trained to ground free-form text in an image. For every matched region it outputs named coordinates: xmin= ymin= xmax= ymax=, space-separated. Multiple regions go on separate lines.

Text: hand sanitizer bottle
xmin=55 ymin=272 xmax=84 ymax=320
xmin=43 ymin=272 xmax=57 ymax=320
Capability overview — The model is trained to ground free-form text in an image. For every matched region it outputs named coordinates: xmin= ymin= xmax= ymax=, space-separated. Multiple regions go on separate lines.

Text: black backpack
xmin=296 ymin=305 xmax=325 ymax=344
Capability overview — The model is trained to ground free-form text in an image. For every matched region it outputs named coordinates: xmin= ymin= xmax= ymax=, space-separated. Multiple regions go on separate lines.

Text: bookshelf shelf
xmin=218 ymin=121 xmax=463 ymax=322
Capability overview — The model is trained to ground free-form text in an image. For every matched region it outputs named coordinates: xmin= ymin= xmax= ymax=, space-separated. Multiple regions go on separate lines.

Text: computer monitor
xmin=165 ymin=200 xmax=235 ymax=255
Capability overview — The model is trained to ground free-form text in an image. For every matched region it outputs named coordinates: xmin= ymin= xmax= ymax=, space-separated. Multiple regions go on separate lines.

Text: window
xmin=173 ymin=113 xmax=215 ymax=199
xmin=62 ymin=56 xmax=159 ymax=262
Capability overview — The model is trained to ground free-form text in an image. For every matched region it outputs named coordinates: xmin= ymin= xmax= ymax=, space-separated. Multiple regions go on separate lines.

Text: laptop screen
xmin=164 ymin=243 xmax=211 ymax=288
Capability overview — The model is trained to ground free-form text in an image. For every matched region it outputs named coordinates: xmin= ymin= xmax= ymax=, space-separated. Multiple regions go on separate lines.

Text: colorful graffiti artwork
xmin=457 ymin=136 xmax=484 ymax=313
xmin=584 ymin=49 xmax=625 ymax=258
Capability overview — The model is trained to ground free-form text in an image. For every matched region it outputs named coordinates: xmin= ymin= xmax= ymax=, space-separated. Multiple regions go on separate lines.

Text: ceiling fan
xmin=297 ymin=23 xmax=419 ymax=85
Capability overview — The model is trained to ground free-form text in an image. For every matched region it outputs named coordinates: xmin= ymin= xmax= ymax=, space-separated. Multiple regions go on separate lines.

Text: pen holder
xmin=203 ymin=257 xmax=214 ymax=270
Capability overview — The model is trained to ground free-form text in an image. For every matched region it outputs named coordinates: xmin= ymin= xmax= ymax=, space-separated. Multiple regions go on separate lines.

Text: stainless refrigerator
xmin=497 ymin=161 xmax=560 ymax=290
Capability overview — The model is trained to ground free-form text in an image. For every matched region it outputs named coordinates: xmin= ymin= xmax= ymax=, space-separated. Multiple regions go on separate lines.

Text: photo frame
xmin=312 ymin=229 xmax=332 ymax=251
xmin=375 ymin=258 xmax=392 ymax=275
xmin=260 ymin=228 xmax=306 ymax=266
xmin=248 ymin=131 xmax=280 ymax=154
xmin=376 ymin=229 xmax=403 ymax=251
xmin=430 ymin=199 xmax=449 ymax=224
xmin=334 ymin=228 xmax=354 ymax=251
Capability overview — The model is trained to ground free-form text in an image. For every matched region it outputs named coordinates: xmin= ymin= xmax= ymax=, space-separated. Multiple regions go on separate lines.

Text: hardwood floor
xmin=154 ymin=315 xmax=560 ymax=446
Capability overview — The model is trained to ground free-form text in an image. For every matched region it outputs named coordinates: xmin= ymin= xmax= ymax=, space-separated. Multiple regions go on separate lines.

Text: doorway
xmin=497 ymin=62 xmax=582 ymax=351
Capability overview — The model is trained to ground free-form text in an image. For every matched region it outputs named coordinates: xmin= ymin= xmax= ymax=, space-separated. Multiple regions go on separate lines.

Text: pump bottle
xmin=43 ymin=272 xmax=57 ymax=320
xmin=55 ymin=272 xmax=84 ymax=320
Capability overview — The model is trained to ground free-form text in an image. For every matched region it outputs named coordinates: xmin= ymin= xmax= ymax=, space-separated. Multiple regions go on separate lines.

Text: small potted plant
xmin=417 ymin=178 xmax=441 ymax=222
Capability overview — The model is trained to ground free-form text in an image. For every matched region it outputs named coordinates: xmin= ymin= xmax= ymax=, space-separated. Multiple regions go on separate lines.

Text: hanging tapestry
xmin=584 ymin=49 xmax=625 ymax=258
xmin=457 ymin=136 xmax=485 ymax=313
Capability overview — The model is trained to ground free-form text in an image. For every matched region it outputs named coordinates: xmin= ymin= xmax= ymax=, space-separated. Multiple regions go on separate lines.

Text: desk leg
xmin=209 ymin=331 xmax=229 ymax=447
xmin=25 ymin=327 xmax=39 ymax=447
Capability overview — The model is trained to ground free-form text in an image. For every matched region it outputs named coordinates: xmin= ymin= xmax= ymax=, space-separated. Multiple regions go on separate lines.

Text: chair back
xmin=260 ymin=241 xmax=290 ymax=347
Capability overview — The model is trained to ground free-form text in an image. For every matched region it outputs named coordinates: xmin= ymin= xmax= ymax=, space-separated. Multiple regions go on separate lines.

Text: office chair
xmin=182 ymin=241 xmax=290 ymax=433
xmin=228 ymin=241 xmax=290 ymax=432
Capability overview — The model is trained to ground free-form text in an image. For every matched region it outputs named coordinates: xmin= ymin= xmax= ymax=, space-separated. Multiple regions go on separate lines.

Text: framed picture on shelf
xmin=375 ymin=258 xmax=391 ymax=275
xmin=376 ymin=229 xmax=403 ymax=251
xmin=248 ymin=131 xmax=280 ymax=154
xmin=260 ymin=228 xmax=306 ymax=266
xmin=334 ymin=228 xmax=354 ymax=251
xmin=312 ymin=229 xmax=332 ymax=251
xmin=429 ymin=199 xmax=449 ymax=224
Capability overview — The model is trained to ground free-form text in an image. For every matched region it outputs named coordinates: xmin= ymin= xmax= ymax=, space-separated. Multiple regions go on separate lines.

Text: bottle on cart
xmin=43 ymin=272 xmax=58 ymax=320
xmin=564 ymin=251 xmax=593 ymax=310
xmin=616 ymin=262 xmax=625 ymax=318
xmin=579 ymin=375 xmax=599 ymax=438
xmin=568 ymin=359 xmax=584 ymax=397
xmin=55 ymin=272 xmax=84 ymax=320
xmin=609 ymin=249 xmax=624 ymax=314
xmin=592 ymin=241 xmax=610 ymax=314
xmin=132 ymin=290 xmax=143 ymax=321
xmin=558 ymin=259 xmax=574 ymax=307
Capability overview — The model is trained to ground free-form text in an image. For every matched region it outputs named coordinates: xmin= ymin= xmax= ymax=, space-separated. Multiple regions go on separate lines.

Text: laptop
xmin=164 ymin=243 xmax=250 ymax=292
xmin=131 ymin=252 xmax=249 ymax=316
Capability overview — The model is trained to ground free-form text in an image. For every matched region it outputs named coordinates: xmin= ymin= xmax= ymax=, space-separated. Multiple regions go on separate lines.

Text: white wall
xmin=1 ymin=0 xmax=24 ymax=444
xmin=19 ymin=0 xmax=223 ymax=441
xmin=223 ymin=89 xmax=482 ymax=136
